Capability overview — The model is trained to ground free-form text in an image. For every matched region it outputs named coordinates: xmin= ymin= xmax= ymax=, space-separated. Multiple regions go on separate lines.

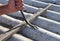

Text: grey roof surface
xmin=0 ymin=0 xmax=60 ymax=41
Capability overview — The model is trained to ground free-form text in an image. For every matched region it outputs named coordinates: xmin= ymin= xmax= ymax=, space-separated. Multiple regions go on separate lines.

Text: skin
xmin=0 ymin=0 xmax=24 ymax=15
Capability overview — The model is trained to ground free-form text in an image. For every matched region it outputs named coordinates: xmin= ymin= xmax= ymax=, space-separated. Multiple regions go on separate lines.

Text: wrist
xmin=6 ymin=5 xmax=11 ymax=13
xmin=5 ymin=5 xmax=9 ymax=13
xmin=0 ymin=5 xmax=9 ymax=15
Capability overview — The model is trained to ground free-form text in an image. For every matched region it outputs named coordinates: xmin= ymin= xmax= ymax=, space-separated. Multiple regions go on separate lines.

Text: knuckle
xmin=21 ymin=0 xmax=24 ymax=3
xmin=21 ymin=0 xmax=23 ymax=2
xmin=17 ymin=6 xmax=24 ymax=10
xmin=19 ymin=0 xmax=23 ymax=2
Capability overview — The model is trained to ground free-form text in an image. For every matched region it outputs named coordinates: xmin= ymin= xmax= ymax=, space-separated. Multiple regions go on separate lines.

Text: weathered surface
xmin=8 ymin=6 xmax=60 ymax=22
xmin=1 ymin=22 xmax=60 ymax=41
xmin=0 ymin=26 xmax=33 ymax=41
xmin=24 ymin=0 xmax=60 ymax=12
xmin=24 ymin=4 xmax=60 ymax=22
xmin=7 ymin=12 xmax=60 ymax=34
xmin=37 ymin=0 xmax=60 ymax=5
xmin=21 ymin=26 xmax=60 ymax=41
xmin=0 ymin=14 xmax=60 ymax=41
xmin=0 ymin=0 xmax=60 ymax=41
xmin=0 ymin=5 xmax=51 ymax=41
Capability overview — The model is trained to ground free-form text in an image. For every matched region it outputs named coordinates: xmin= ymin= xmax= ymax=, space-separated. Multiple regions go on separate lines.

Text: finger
xmin=16 ymin=2 xmax=24 ymax=7
xmin=16 ymin=0 xmax=24 ymax=7
xmin=15 ymin=0 xmax=19 ymax=4
xmin=16 ymin=2 xmax=24 ymax=8
xmin=18 ymin=5 xmax=24 ymax=10
xmin=15 ymin=0 xmax=24 ymax=6
xmin=15 ymin=0 xmax=23 ymax=2
xmin=16 ymin=3 xmax=24 ymax=10
xmin=16 ymin=6 xmax=24 ymax=11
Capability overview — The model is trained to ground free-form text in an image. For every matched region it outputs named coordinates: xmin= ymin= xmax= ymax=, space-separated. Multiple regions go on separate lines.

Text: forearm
xmin=0 ymin=5 xmax=8 ymax=15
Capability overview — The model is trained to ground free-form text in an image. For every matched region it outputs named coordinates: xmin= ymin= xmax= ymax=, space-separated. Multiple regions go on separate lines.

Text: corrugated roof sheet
xmin=0 ymin=0 xmax=60 ymax=41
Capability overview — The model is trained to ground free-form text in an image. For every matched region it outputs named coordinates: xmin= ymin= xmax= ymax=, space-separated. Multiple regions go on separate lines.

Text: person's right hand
xmin=7 ymin=0 xmax=24 ymax=13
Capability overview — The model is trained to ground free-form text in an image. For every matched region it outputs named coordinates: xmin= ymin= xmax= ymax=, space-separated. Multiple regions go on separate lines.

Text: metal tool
xmin=20 ymin=10 xmax=38 ymax=29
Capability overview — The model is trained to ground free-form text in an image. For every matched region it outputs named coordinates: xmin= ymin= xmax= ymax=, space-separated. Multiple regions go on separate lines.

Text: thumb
xmin=8 ymin=0 xmax=15 ymax=8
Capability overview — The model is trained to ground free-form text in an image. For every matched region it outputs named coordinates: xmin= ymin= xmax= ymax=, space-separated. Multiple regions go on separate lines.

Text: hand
xmin=7 ymin=0 xmax=24 ymax=13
